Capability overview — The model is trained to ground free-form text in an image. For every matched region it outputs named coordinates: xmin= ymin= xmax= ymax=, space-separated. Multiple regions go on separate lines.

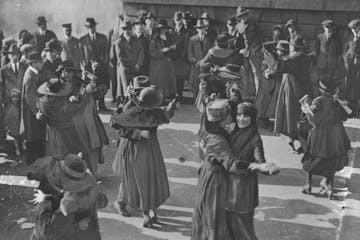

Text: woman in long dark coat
xmin=149 ymin=19 xmax=177 ymax=99
xmin=228 ymin=102 xmax=279 ymax=240
xmin=192 ymin=99 xmax=266 ymax=240
xmin=301 ymin=75 xmax=351 ymax=197
xmin=111 ymin=86 xmax=176 ymax=227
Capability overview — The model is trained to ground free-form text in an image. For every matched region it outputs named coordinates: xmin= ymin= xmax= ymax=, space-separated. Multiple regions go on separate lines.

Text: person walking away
xmin=301 ymin=75 xmax=351 ymax=198
xmin=32 ymin=16 xmax=57 ymax=53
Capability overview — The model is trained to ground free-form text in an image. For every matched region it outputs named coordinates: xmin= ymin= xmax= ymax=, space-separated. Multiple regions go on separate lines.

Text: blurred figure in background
xmin=32 ymin=16 xmax=57 ymax=52
xmin=60 ymin=23 xmax=82 ymax=69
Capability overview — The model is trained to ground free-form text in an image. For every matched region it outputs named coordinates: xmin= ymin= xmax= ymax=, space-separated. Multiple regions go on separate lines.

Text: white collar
xmin=89 ymin=32 xmax=96 ymax=39
xmin=39 ymin=29 xmax=46 ymax=35
xmin=29 ymin=66 xmax=39 ymax=75
xmin=10 ymin=62 xmax=18 ymax=72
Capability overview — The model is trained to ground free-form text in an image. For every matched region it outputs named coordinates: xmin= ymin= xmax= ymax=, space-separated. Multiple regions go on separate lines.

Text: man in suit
xmin=172 ymin=11 xmax=190 ymax=101
xmin=21 ymin=51 xmax=46 ymax=165
xmin=0 ymin=44 xmax=26 ymax=150
xmin=80 ymin=18 xmax=110 ymax=112
xmin=144 ymin=12 xmax=157 ymax=39
xmin=42 ymin=39 xmax=62 ymax=83
xmin=313 ymin=20 xmax=343 ymax=96
xmin=115 ymin=21 xmax=144 ymax=103
xmin=133 ymin=17 xmax=150 ymax=76
xmin=33 ymin=16 xmax=57 ymax=52
xmin=188 ymin=19 xmax=214 ymax=100
xmin=60 ymin=23 xmax=82 ymax=69
xmin=344 ymin=19 xmax=360 ymax=103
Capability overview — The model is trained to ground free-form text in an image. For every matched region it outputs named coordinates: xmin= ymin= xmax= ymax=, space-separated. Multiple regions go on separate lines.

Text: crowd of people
xmin=0 ymin=4 xmax=356 ymax=240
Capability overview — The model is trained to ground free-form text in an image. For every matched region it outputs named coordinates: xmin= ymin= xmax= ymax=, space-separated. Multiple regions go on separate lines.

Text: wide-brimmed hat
xmin=321 ymin=19 xmax=335 ymax=28
xmin=24 ymin=50 xmax=42 ymax=63
xmin=174 ymin=11 xmax=183 ymax=21
xmin=85 ymin=18 xmax=98 ymax=28
xmin=155 ymin=19 xmax=171 ymax=29
xmin=194 ymin=19 xmax=207 ymax=29
xmin=120 ymin=21 xmax=132 ymax=30
xmin=133 ymin=76 xmax=150 ymax=89
xmin=38 ymin=78 xmax=71 ymax=96
xmin=290 ymin=34 xmax=305 ymax=48
xmin=199 ymin=12 xmax=211 ymax=20
xmin=57 ymin=60 xmax=82 ymax=73
xmin=133 ymin=86 xmax=163 ymax=109
xmin=3 ymin=43 xmax=20 ymax=55
xmin=236 ymin=6 xmax=250 ymax=18
xmin=318 ymin=74 xmax=339 ymax=94
xmin=217 ymin=64 xmax=242 ymax=79
xmin=276 ymin=40 xmax=290 ymax=52
xmin=46 ymin=154 xmax=97 ymax=193
xmin=206 ymin=99 xmax=231 ymax=122
xmin=348 ymin=19 xmax=360 ymax=29
xmin=62 ymin=23 xmax=72 ymax=29
xmin=44 ymin=38 xmax=62 ymax=52
xmin=285 ymin=19 xmax=296 ymax=28
xmin=36 ymin=16 xmax=47 ymax=25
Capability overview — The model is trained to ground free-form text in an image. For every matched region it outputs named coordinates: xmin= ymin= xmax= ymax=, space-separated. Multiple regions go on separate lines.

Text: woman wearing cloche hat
xmin=111 ymin=85 xmax=177 ymax=228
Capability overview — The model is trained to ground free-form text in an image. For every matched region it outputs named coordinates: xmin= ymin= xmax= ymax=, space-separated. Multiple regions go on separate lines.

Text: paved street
xmin=0 ymin=102 xmax=359 ymax=240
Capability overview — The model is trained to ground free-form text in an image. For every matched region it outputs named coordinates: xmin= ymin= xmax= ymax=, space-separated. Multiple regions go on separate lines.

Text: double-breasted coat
xmin=33 ymin=30 xmax=57 ymax=52
xmin=188 ymin=33 xmax=213 ymax=97
xmin=115 ymin=35 xmax=144 ymax=97
xmin=60 ymin=36 xmax=82 ymax=69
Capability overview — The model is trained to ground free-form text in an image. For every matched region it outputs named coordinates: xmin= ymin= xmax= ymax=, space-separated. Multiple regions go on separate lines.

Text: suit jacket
xmin=60 ymin=36 xmax=82 ymax=68
xmin=79 ymin=33 xmax=109 ymax=67
xmin=315 ymin=32 xmax=343 ymax=73
xmin=22 ymin=67 xmax=46 ymax=141
xmin=0 ymin=62 xmax=26 ymax=103
xmin=136 ymin=34 xmax=150 ymax=75
xmin=115 ymin=35 xmax=144 ymax=71
xmin=343 ymin=33 xmax=360 ymax=71
xmin=33 ymin=30 xmax=57 ymax=52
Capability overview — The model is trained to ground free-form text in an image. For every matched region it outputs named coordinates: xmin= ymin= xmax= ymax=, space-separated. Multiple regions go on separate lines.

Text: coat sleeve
xmin=252 ymin=140 xmax=266 ymax=164
xmin=203 ymin=134 xmax=250 ymax=173
xmin=115 ymin=40 xmax=133 ymax=69
xmin=149 ymin=39 xmax=164 ymax=59
xmin=307 ymin=97 xmax=323 ymax=125
xmin=24 ymin=79 xmax=39 ymax=116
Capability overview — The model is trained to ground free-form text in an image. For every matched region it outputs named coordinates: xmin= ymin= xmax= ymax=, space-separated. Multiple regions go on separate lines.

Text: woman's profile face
xmin=236 ymin=113 xmax=251 ymax=128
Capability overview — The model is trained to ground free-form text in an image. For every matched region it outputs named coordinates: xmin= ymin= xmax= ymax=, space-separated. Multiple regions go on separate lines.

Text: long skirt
xmin=45 ymin=125 xmax=82 ymax=156
xmin=227 ymin=210 xmax=258 ymax=240
xmin=113 ymin=135 xmax=170 ymax=210
xmin=302 ymin=153 xmax=348 ymax=178
xmin=191 ymin=166 xmax=231 ymax=240
xmin=255 ymin=75 xmax=281 ymax=119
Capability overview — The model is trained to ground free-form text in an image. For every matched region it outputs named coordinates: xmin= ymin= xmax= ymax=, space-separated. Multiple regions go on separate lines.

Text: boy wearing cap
xmin=60 ymin=23 xmax=82 ymax=69
xmin=80 ymin=18 xmax=110 ymax=112
xmin=0 ymin=44 xmax=27 ymax=149
xmin=33 ymin=16 xmax=57 ymax=52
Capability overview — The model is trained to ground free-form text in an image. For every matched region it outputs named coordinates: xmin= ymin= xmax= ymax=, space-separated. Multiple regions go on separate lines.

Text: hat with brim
xmin=206 ymin=99 xmax=231 ymax=122
xmin=57 ymin=60 xmax=82 ymax=73
xmin=155 ymin=19 xmax=171 ymax=30
xmin=285 ymin=19 xmax=296 ymax=28
xmin=236 ymin=6 xmax=250 ymax=18
xmin=145 ymin=12 xmax=157 ymax=20
xmin=199 ymin=12 xmax=211 ymax=20
xmin=46 ymin=154 xmax=96 ymax=193
xmin=318 ymin=75 xmax=339 ymax=94
xmin=133 ymin=75 xmax=150 ymax=89
xmin=321 ymin=19 xmax=335 ymax=28
xmin=217 ymin=64 xmax=242 ymax=79
xmin=62 ymin=23 xmax=72 ymax=29
xmin=111 ymin=105 xmax=170 ymax=129
xmin=133 ymin=86 xmax=163 ymax=109
xmin=85 ymin=18 xmax=98 ymax=28
xmin=36 ymin=16 xmax=47 ymax=25
xmin=276 ymin=40 xmax=290 ymax=52
xmin=38 ymin=78 xmax=71 ymax=96
xmin=348 ymin=19 xmax=360 ymax=29
xmin=24 ymin=51 xmax=42 ymax=64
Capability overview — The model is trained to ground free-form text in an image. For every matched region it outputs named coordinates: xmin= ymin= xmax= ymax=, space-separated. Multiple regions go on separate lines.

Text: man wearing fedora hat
xmin=60 ymin=23 xmax=82 ymax=69
xmin=344 ymin=19 xmax=360 ymax=102
xmin=188 ymin=19 xmax=214 ymax=100
xmin=144 ymin=12 xmax=157 ymax=39
xmin=182 ymin=11 xmax=197 ymax=37
xmin=133 ymin=18 xmax=150 ymax=76
xmin=0 ymin=43 xmax=27 ymax=149
xmin=22 ymin=50 xmax=47 ymax=165
xmin=33 ymin=16 xmax=57 ymax=52
xmin=80 ymin=17 xmax=110 ymax=112
xmin=115 ymin=20 xmax=144 ymax=103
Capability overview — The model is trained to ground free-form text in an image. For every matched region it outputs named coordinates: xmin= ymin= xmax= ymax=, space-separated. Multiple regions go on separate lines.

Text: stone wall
xmin=123 ymin=0 xmax=360 ymax=50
